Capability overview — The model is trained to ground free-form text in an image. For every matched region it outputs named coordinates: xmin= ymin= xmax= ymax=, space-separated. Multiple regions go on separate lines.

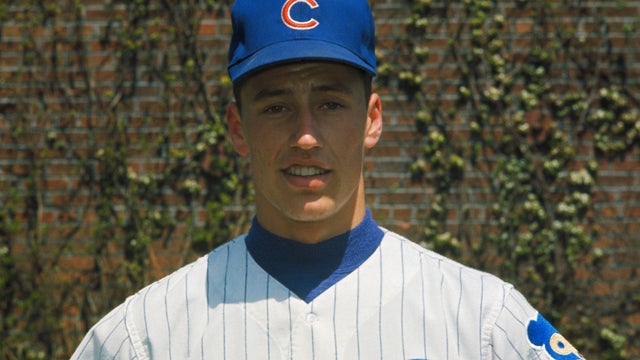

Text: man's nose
xmin=292 ymin=108 xmax=322 ymax=150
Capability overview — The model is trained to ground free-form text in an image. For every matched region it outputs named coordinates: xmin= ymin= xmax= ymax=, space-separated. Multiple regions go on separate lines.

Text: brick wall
xmin=1 ymin=1 xmax=639 ymax=358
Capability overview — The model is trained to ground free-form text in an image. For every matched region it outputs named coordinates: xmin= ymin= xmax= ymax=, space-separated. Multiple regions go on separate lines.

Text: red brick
xmin=515 ymin=19 xmax=534 ymax=34
xmin=198 ymin=22 xmax=218 ymax=36
xmin=58 ymin=255 xmax=95 ymax=271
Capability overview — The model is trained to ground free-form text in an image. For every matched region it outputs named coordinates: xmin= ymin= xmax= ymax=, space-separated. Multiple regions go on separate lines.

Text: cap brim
xmin=228 ymin=39 xmax=376 ymax=82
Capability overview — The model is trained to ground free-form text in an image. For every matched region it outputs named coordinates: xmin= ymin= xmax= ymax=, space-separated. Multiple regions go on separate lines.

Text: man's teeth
xmin=286 ymin=167 xmax=327 ymax=177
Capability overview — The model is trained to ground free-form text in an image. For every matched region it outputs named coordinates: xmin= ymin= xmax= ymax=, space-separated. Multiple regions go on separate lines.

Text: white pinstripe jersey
xmin=71 ymin=229 xmax=582 ymax=359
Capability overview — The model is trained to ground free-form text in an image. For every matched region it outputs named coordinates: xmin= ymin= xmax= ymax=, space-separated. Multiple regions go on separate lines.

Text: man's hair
xmin=232 ymin=67 xmax=374 ymax=112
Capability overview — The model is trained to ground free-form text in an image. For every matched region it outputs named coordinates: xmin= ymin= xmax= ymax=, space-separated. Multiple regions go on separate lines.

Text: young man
xmin=71 ymin=0 xmax=584 ymax=359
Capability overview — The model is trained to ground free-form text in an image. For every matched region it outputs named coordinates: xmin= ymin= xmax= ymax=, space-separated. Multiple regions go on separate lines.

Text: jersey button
xmin=305 ymin=312 xmax=317 ymax=324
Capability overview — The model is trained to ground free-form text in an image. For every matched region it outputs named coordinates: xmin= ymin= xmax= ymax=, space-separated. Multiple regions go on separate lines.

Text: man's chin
xmin=277 ymin=197 xmax=340 ymax=220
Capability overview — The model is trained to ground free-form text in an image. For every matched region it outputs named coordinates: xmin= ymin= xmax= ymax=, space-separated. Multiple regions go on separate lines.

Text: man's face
xmin=227 ymin=62 xmax=382 ymax=243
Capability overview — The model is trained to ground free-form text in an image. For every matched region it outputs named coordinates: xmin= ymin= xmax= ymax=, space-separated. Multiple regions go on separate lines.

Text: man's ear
xmin=364 ymin=93 xmax=383 ymax=149
xmin=226 ymin=102 xmax=250 ymax=157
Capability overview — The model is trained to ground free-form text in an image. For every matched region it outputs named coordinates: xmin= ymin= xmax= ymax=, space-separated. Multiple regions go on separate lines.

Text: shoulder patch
xmin=527 ymin=313 xmax=584 ymax=359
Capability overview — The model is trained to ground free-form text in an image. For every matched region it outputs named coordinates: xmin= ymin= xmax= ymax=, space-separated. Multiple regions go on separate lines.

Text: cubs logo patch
xmin=527 ymin=313 xmax=583 ymax=359
xmin=281 ymin=0 xmax=320 ymax=30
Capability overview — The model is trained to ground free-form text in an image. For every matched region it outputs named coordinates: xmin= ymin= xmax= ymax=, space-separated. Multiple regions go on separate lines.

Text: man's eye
xmin=264 ymin=105 xmax=286 ymax=113
xmin=322 ymin=102 xmax=343 ymax=110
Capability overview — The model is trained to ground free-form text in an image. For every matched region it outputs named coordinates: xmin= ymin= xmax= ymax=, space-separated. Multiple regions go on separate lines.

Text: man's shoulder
xmin=130 ymin=235 xmax=247 ymax=303
xmin=89 ymin=236 xmax=248 ymax=341
xmin=71 ymin=236 xmax=250 ymax=359
xmin=379 ymin=228 xmax=510 ymax=290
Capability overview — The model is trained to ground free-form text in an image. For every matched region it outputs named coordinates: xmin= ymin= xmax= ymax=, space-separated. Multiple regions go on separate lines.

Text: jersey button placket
xmin=305 ymin=312 xmax=317 ymax=324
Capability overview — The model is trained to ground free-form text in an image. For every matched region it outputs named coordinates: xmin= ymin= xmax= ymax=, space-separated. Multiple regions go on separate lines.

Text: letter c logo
xmin=281 ymin=0 xmax=319 ymax=30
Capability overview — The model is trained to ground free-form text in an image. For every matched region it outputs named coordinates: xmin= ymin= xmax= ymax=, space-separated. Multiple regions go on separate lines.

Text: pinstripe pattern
xmin=287 ymin=291 xmax=292 ymax=360
xmin=163 ymin=278 xmax=172 ymax=360
xmin=71 ymin=230 xmax=572 ymax=359
xmin=244 ymin=248 xmax=249 ymax=360
xmin=399 ymin=239 xmax=406 ymax=360
xmin=332 ymin=286 xmax=338 ymax=359
xmin=456 ymin=268 xmax=462 ymax=356
xmin=377 ymin=245 xmax=384 ymax=357
xmin=184 ymin=271 xmax=190 ymax=358
xmin=266 ymin=274 xmax=271 ymax=360
xmin=438 ymin=259 xmax=449 ymax=359
xmin=222 ymin=244 xmax=229 ymax=359
xmin=419 ymin=254 xmax=427 ymax=357
xmin=355 ymin=268 xmax=361 ymax=359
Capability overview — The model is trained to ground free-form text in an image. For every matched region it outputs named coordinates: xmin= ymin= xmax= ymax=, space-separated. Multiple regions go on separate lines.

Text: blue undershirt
xmin=245 ymin=210 xmax=384 ymax=303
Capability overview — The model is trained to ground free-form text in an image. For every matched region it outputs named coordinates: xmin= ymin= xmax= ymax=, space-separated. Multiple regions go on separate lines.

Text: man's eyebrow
xmin=311 ymin=83 xmax=354 ymax=95
xmin=251 ymin=82 xmax=355 ymax=102
xmin=252 ymin=88 xmax=294 ymax=102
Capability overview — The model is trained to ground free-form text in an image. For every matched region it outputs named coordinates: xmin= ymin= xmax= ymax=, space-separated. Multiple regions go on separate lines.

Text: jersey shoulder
xmin=380 ymin=228 xmax=509 ymax=290
xmin=122 ymin=236 xmax=243 ymax=309
xmin=379 ymin=230 xmax=584 ymax=360
xmin=71 ymin=236 xmax=248 ymax=359
xmin=123 ymin=235 xmax=248 ymax=323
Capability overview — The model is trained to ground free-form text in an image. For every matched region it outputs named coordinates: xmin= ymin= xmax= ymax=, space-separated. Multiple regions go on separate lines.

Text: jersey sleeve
xmin=490 ymin=287 xmax=584 ymax=360
xmin=70 ymin=296 xmax=148 ymax=360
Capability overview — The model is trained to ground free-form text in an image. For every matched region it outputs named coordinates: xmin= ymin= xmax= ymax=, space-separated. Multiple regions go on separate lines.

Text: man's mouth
xmin=284 ymin=166 xmax=329 ymax=177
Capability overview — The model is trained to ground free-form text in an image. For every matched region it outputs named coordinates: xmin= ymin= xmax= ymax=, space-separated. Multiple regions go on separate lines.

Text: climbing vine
xmin=0 ymin=1 xmax=245 ymax=358
xmin=396 ymin=0 xmax=639 ymax=358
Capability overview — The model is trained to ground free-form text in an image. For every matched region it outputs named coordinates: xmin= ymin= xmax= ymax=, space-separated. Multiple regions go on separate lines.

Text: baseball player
xmin=71 ymin=0 xmax=584 ymax=359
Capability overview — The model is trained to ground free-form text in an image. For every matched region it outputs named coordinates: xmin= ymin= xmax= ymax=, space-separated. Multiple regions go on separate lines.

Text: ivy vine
xmin=395 ymin=0 xmax=639 ymax=358
xmin=0 ymin=1 xmax=245 ymax=358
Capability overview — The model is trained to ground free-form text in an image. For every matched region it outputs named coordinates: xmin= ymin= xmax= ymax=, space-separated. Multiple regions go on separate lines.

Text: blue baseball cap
xmin=228 ymin=0 xmax=377 ymax=83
